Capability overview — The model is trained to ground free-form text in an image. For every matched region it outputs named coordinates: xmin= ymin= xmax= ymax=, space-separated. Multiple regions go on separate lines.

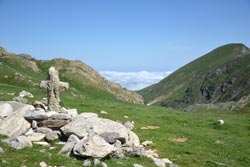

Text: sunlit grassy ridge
xmin=139 ymin=43 xmax=250 ymax=108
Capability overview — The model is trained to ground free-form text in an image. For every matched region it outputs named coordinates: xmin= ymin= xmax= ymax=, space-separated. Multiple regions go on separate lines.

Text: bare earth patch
xmin=141 ymin=126 xmax=160 ymax=130
xmin=168 ymin=137 xmax=188 ymax=143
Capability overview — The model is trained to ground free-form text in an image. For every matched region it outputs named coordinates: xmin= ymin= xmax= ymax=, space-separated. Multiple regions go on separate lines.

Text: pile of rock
xmin=0 ymin=101 xmax=173 ymax=167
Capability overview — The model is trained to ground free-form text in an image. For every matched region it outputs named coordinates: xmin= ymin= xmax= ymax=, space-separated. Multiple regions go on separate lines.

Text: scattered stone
xmin=35 ymin=127 xmax=53 ymax=134
xmin=33 ymin=141 xmax=50 ymax=146
xmin=24 ymin=128 xmax=34 ymax=136
xmin=45 ymin=131 xmax=58 ymax=142
xmin=0 ymin=103 xmax=13 ymax=118
xmin=217 ymin=119 xmax=224 ymax=125
xmin=133 ymin=164 xmax=144 ymax=167
xmin=142 ymin=149 xmax=159 ymax=158
xmin=19 ymin=90 xmax=34 ymax=98
xmin=83 ymin=159 xmax=92 ymax=167
xmin=0 ymin=147 xmax=4 ymax=154
xmin=12 ymin=96 xmax=28 ymax=104
xmin=123 ymin=121 xmax=134 ymax=130
xmin=152 ymin=157 xmax=172 ymax=167
xmin=2 ymin=135 xmax=32 ymax=149
xmin=73 ymin=134 xmax=117 ymax=158
xmin=170 ymin=164 xmax=179 ymax=167
xmin=6 ymin=92 xmax=15 ymax=96
xmin=33 ymin=101 xmax=46 ymax=110
xmin=101 ymin=162 xmax=108 ymax=167
xmin=40 ymin=149 xmax=46 ymax=153
xmin=100 ymin=110 xmax=108 ymax=114
xmin=2 ymin=159 xmax=7 ymax=163
xmin=59 ymin=134 xmax=79 ymax=154
xmin=124 ymin=115 xmax=129 ymax=118
xmin=94 ymin=158 xmax=101 ymax=166
xmin=39 ymin=161 xmax=48 ymax=167
xmin=142 ymin=140 xmax=153 ymax=147
xmin=215 ymin=140 xmax=224 ymax=144
xmin=168 ymin=137 xmax=188 ymax=143
xmin=26 ymin=132 xmax=46 ymax=142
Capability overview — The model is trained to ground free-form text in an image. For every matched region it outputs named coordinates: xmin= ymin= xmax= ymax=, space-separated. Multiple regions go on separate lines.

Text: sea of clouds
xmin=100 ymin=71 xmax=172 ymax=91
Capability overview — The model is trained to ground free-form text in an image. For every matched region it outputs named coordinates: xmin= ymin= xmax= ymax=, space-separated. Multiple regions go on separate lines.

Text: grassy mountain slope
xmin=0 ymin=46 xmax=250 ymax=166
xmin=139 ymin=43 xmax=250 ymax=108
xmin=0 ymin=47 xmax=143 ymax=104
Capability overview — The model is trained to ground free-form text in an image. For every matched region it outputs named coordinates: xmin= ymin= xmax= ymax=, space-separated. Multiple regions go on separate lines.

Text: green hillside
xmin=0 ymin=46 xmax=250 ymax=166
xmin=0 ymin=47 xmax=143 ymax=104
xmin=139 ymin=43 xmax=250 ymax=109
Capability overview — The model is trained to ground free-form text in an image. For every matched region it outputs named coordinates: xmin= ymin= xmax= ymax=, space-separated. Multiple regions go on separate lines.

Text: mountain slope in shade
xmin=138 ymin=43 xmax=250 ymax=108
xmin=0 ymin=47 xmax=143 ymax=104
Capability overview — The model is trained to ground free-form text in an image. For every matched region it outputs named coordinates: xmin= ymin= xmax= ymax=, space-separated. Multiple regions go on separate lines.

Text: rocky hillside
xmin=139 ymin=43 xmax=250 ymax=109
xmin=0 ymin=47 xmax=143 ymax=104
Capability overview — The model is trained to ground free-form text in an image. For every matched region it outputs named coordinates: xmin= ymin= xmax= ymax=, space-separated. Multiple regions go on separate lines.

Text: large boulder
xmin=0 ymin=103 xmax=13 ymax=118
xmin=73 ymin=134 xmax=117 ymax=158
xmin=61 ymin=113 xmax=140 ymax=147
xmin=0 ymin=104 xmax=33 ymax=137
xmin=2 ymin=135 xmax=32 ymax=149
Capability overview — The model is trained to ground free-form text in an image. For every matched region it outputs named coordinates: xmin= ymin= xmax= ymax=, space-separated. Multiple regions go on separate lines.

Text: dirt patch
xmin=141 ymin=126 xmax=160 ymax=130
xmin=168 ymin=137 xmax=188 ymax=143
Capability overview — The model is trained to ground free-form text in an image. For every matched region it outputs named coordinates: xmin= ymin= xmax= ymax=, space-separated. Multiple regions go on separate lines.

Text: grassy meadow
xmin=0 ymin=86 xmax=250 ymax=167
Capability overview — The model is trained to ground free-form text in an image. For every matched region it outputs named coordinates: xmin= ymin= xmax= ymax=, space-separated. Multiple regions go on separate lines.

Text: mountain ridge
xmin=0 ymin=47 xmax=143 ymax=104
xmin=139 ymin=43 xmax=250 ymax=109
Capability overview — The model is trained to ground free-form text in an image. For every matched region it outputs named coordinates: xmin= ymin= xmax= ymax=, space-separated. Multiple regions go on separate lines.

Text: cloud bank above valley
xmin=100 ymin=71 xmax=172 ymax=91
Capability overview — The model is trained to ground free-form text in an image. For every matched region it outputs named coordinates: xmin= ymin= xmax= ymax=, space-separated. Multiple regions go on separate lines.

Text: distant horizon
xmin=1 ymin=0 xmax=249 ymax=90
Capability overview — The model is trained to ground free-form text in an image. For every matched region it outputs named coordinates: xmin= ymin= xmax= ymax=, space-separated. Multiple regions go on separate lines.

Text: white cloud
xmin=100 ymin=71 xmax=172 ymax=90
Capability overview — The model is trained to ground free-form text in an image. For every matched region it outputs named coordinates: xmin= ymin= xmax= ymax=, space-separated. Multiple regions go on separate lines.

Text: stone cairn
xmin=0 ymin=67 xmax=173 ymax=167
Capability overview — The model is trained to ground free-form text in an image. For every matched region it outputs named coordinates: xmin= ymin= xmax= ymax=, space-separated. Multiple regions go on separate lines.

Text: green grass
xmin=1 ymin=91 xmax=250 ymax=166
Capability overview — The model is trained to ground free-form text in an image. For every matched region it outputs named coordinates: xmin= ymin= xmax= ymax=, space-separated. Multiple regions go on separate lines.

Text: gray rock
xmin=19 ymin=90 xmax=33 ymax=98
xmin=123 ymin=121 xmax=134 ymax=130
xmin=101 ymin=162 xmax=108 ymax=167
xmin=33 ymin=141 xmax=50 ymax=146
xmin=152 ymin=158 xmax=172 ymax=167
xmin=142 ymin=140 xmax=153 ymax=147
xmin=73 ymin=134 xmax=117 ymax=158
xmin=35 ymin=127 xmax=53 ymax=134
xmin=50 ymin=113 xmax=70 ymax=120
xmin=0 ymin=104 xmax=33 ymax=137
xmin=26 ymin=132 xmax=46 ymax=142
xmin=33 ymin=101 xmax=46 ymax=110
xmin=24 ymin=109 xmax=49 ymax=120
xmin=83 ymin=159 xmax=92 ymax=167
xmin=100 ymin=132 xmax=120 ymax=144
xmin=94 ymin=159 xmax=101 ymax=166
xmin=133 ymin=164 xmax=144 ymax=167
xmin=59 ymin=134 xmax=79 ymax=154
xmin=12 ymin=96 xmax=28 ymax=104
xmin=0 ymin=147 xmax=4 ymax=154
xmin=61 ymin=113 xmax=140 ymax=147
xmin=45 ymin=131 xmax=58 ymax=142
xmin=7 ymin=101 xmax=26 ymax=111
xmin=3 ymin=135 xmax=32 ymax=149
xmin=0 ymin=103 xmax=13 ymax=118
xmin=100 ymin=110 xmax=108 ymax=114
xmin=32 ymin=120 xmax=38 ymax=129
xmin=39 ymin=161 xmax=48 ymax=167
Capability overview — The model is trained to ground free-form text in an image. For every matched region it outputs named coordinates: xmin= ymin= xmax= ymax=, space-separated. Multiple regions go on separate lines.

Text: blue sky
xmin=0 ymin=0 xmax=250 ymax=90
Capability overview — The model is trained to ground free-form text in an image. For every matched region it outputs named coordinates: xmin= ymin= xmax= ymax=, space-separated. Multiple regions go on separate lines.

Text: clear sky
xmin=0 ymin=0 xmax=250 ymax=90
